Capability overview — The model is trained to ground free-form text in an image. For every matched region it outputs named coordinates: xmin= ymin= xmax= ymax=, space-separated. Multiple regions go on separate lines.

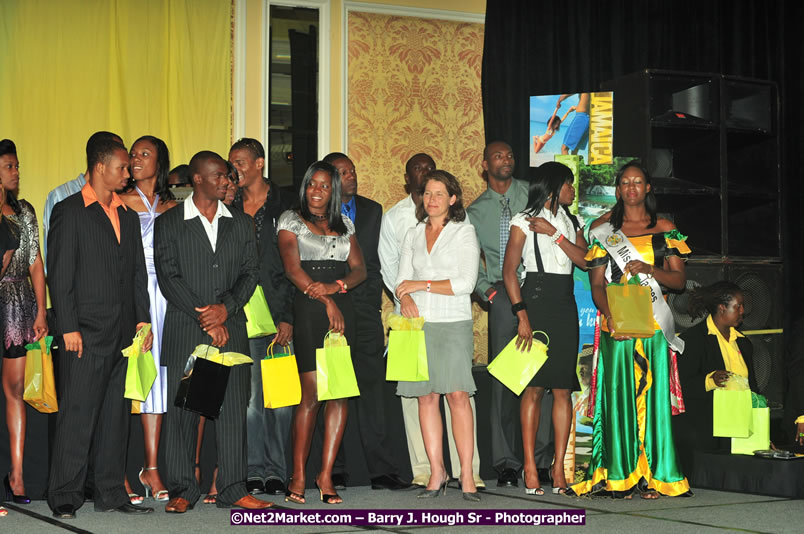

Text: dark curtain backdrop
xmin=482 ymin=0 xmax=803 ymax=319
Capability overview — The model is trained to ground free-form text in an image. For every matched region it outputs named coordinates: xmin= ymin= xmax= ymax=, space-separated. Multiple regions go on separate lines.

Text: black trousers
xmin=47 ymin=346 xmax=130 ymax=511
xmin=163 ymin=357 xmax=250 ymax=507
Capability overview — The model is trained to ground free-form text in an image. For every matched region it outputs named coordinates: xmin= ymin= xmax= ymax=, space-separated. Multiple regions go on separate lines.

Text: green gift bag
xmin=731 ymin=407 xmax=770 ymax=454
xmin=316 ymin=331 xmax=360 ymax=400
xmin=712 ymin=388 xmax=753 ymax=438
xmin=244 ymin=285 xmax=277 ymax=339
xmin=487 ymin=331 xmax=549 ymax=396
xmin=122 ymin=324 xmax=158 ymax=402
xmin=386 ymin=330 xmax=429 ymax=381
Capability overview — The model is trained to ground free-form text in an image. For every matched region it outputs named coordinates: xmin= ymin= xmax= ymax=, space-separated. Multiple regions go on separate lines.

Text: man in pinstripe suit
xmin=47 ymin=137 xmax=154 ymax=519
xmin=155 ymin=151 xmax=272 ymax=512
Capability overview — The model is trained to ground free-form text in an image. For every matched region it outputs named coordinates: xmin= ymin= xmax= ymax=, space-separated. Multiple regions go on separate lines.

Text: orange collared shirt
xmin=81 ymin=182 xmax=127 ymax=243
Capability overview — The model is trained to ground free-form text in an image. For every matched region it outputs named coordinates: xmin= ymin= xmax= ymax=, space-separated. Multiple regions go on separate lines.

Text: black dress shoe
xmin=331 ymin=473 xmax=348 ymax=490
xmin=370 ymin=474 xmax=413 ymax=490
xmin=264 ymin=479 xmax=286 ymax=495
xmin=246 ymin=479 xmax=265 ymax=495
xmin=96 ymin=503 xmax=154 ymax=514
xmin=52 ymin=504 xmax=77 ymax=519
xmin=497 ymin=468 xmax=519 ymax=487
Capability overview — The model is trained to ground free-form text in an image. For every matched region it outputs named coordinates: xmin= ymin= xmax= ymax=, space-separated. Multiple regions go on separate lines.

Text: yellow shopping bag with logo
xmin=261 ymin=341 xmax=301 ymax=408
xmin=23 ymin=336 xmax=58 ymax=413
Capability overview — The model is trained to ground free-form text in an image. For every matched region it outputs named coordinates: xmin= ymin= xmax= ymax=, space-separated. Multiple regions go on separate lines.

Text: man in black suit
xmin=154 ymin=151 xmax=270 ymax=512
xmin=229 ymin=138 xmax=295 ymax=496
xmin=322 ymin=152 xmax=411 ymax=491
xmin=47 ymin=137 xmax=154 ymax=519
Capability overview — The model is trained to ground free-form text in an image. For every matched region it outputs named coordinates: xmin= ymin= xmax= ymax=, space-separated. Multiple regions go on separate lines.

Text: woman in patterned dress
xmin=0 ymin=139 xmax=48 ymax=504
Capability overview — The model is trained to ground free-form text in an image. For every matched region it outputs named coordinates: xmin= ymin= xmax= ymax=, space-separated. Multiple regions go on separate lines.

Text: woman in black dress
xmin=277 ymin=161 xmax=366 ymax=505
xmin=502 ymin=162 xmax=587 ymax=494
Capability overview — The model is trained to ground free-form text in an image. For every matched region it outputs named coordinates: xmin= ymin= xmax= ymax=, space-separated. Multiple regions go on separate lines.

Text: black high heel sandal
xmin=284 ymin=478 xmax=306 ymax=504
xmin=315 ymin=480 xmax=342 ymax=504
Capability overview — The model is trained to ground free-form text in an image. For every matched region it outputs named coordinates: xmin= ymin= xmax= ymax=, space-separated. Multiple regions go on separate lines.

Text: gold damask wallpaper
xmin=347 ymin=12 xmax=489 ymax=363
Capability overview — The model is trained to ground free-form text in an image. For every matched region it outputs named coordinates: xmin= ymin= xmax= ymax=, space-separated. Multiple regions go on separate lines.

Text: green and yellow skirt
xmin=571 ymin=330 xmax=690 ymax=497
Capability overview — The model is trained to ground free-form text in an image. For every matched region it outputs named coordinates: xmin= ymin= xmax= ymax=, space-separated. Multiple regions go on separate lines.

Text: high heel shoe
xmin=138 ymin=467 xmax=169 ymax=502
xmin=315 ymin=480 xmax=342 ymax=505
xmin=4 ymin=474 xmax=30 ymax=504
xmin=417 ymin=479 xmax=447 ymax=499
xmin=284 ymin=478 xmax=305 ymax=505
xmin=523 ymin=471 xmax=544 ymax=496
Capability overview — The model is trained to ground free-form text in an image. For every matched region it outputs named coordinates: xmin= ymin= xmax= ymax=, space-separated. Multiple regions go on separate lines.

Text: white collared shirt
xmin=394 ymin=219 xmax=479 ymax=323
xmin=379 ymin=195 xmax=418 ymax=313
xmin=510 ymin=208 xmax=584 ymax=276
xmin=183 ymin=192 xmax=232 ymax=252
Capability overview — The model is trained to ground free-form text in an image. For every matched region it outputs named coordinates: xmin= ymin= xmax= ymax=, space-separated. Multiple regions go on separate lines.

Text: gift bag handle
xmin=266 ymin=340 xmax=291 ymax=359
xmin=532 ymin=330 xmax=550 ymax=346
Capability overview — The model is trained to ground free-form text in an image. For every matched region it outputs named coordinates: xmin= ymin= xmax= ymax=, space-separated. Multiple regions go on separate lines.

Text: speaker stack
xmin=603 ymin=70 xmax=784 ymax=405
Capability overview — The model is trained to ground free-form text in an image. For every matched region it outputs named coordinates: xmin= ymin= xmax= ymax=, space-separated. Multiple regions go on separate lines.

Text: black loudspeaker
xmin=728 ymin=263 xmax=784 ymax=404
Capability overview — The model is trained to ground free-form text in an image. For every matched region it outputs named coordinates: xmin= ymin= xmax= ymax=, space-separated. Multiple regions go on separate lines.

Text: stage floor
xmin=3 ymin=482 xmax=801 ymax=533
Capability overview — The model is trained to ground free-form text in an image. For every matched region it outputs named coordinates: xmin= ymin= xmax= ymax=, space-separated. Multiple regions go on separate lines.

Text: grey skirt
xmin=396 ymin=320 xmax=476 ymax=397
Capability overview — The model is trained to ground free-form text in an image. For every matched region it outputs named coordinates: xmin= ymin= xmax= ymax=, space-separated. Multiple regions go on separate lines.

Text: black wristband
xmin=511 ymin=301 xmax=527 ymax=315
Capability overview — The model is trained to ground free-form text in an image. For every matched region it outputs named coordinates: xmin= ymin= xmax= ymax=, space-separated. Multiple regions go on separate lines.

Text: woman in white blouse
xmin=395 ymin=170 xmax=480 ymax=502
xmin=502 ymin=162 xmax=588 ymax=495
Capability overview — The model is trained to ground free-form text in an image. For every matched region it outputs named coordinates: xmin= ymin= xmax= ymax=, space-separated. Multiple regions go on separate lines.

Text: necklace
xmin=309 ymin=213 xmax=328 ymax=222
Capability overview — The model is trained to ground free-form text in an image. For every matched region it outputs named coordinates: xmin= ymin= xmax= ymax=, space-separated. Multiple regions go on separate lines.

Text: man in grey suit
xmin=155 ymin=151 xmax=270 ymax=512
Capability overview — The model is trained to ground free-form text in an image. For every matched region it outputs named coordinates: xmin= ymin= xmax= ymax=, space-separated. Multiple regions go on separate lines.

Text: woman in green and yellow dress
xmin=570 ymin=161 xmax=691 ymax=499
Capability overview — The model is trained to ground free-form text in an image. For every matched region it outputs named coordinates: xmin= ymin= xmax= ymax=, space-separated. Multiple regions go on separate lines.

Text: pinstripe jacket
xmin=47 ymin=192 xmax=150 ymax=353
xmin=154 ymin=201 xmax=259 ymax=365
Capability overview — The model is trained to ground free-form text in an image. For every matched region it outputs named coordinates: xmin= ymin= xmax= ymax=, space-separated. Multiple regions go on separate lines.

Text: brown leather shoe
xmin=165 ymin=497 xmax=193 ymax=513
xmin=232 ymin=494 xmax=274 ymax=509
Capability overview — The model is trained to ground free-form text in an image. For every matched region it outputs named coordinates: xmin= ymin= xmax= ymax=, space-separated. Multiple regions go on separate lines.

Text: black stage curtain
xmin=482 ymin=0 xmax=804 ymax=316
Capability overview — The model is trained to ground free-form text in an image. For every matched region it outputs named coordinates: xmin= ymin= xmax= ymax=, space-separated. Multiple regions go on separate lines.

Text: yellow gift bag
xmin=386 ymin=314 xmax=428 ymax=382
xmin=261 ymin=341 xmax=302 ymax=408
xmin=122 ymin=324 xmax=158 ymax=402
xmin=605 ymin=275 xmax=655 ymax=338
xmin=244 ymin=285 xmax=277 ymax=339
xmin=23 ymin=336 xmax=58 ymax=413
xmin=487 ymin=331 xmax=550 ymax=396
xmin=316 ymin=331 xmax=360 ymax=401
